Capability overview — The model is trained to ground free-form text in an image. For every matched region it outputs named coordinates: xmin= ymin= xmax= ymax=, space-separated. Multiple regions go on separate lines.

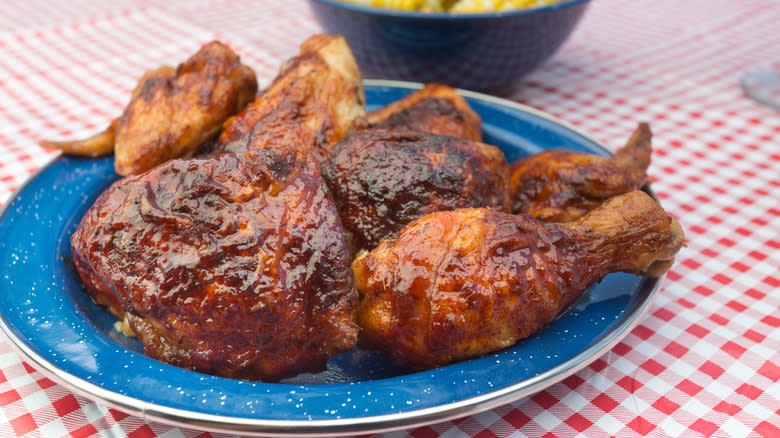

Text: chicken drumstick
xmin=352 ymin=190 xmax=684 ymax=370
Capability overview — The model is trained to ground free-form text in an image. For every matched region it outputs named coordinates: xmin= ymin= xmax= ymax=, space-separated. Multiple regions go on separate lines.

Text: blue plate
xmin=0 ymin=80 xmax=661 ymax=436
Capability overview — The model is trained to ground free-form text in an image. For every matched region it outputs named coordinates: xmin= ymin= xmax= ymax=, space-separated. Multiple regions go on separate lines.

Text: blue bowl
xmin=308 ymin=0 xmax=591 ymax=91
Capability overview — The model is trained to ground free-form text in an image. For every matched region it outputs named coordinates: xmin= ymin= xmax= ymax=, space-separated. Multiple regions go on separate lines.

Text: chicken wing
xmin=214 ymin=34 xmax=366 ymax=163
xmin=70 ymin=146 xmax=358 ymax=380
xmin=509 ymin=123 xmax=652 ymax=221
xmin=352 ymin=190 xmax=684 ymax=369
xmin=366 ymin=83 xmax=482 ymax=141
xmin=322 ymin=128 xmax=510 ymax=255
xmin=41 ymin=41 xmax=258 ymax=176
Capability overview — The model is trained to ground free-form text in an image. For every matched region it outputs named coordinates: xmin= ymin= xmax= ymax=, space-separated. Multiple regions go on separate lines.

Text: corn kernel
xmin=337 ymin=0 xmax=562 ymax=12
xmin=370 ymin=0 xmax=423 ymax=10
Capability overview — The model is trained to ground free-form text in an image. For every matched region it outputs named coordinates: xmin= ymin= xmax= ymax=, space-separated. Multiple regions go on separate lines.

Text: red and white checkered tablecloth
xmin=0 ymin=0 xmax=778 ymax=436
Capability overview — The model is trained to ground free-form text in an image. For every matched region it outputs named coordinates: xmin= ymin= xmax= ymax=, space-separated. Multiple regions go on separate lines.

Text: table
xmin=0 ymin=0 xmax=778 ymax=436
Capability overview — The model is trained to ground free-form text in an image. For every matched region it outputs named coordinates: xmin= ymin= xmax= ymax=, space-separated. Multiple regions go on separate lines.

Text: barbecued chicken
xmin=366 ymin=83 xmax=482 ymax=141
xmin=322 ymin=128 xmax=510 ymax=255
xmin=214 ymin=34 xmax=366 ymax=163
xmin=41 ymin=41 xmax=258 ymax=176
xmin=70 ymin=145 xmax=358 ymax=380
xmin=509 ymin=123 xmax=652 ymax=222
xmin=353 ymin=190 xmax=684 ymax=369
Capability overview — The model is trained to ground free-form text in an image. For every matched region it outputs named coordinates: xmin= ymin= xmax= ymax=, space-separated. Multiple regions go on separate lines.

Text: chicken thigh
xmin=70 ymin=146 xmax=358 ymax=380
xmin=366 ymin=83 xmax=482 ymax=141
xmin=41 ymin=41 xmax=258 ymax=176
xmin=322 ymin=128 xmax=510 ymax=255
xmin=214 ymin=34 xmax=366 ymax=163
xmin=352 ymin=190 xmax=684 ymax=369
xmin=509 ymin=123 xmax=652 ymax=221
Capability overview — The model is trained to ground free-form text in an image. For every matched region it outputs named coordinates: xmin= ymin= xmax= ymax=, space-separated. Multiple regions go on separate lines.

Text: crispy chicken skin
xmin=322 ymin=128 xmax=510 ymax=255
xmin=366 ymin=83 xmax=482 ymax=141
xmin=41 ymin=42 xmax=258 ymax=176
xmin=215 ymin=34 xmax=366 ymax=163
xmin=509 ymin=123 xmax=652 ymax=221
xmin=352 ymin=190 xmax=684 ymax=369
xmin=70 ymin=146 xmax=358 ymax=380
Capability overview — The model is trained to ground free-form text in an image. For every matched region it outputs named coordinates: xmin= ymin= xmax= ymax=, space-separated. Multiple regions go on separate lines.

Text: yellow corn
xmin=420 ymin=0 xmax=451 ymax=11
xmin=339 ymin=0 xmax=561 ymax=11
xmin=371 ymin=0 xmax=424 ymax=10
xmin=338 ymin=0 xmax=562 ymax=12
xmin=504 ymin=0 xmax=562 ymax=8
xmin=450 ymin=0 xmax=560 ymax=12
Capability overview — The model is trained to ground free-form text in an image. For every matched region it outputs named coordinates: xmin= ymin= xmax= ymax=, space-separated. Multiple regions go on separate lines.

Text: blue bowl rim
xmin=308 ymin=0 xmax=592 ymax=20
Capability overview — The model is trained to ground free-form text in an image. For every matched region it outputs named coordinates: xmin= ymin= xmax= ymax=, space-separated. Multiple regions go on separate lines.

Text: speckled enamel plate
xmin=0 ymin=80 xmax=662 ymax=437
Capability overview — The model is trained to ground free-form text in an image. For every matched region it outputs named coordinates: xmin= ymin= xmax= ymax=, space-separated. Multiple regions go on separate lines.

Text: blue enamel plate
xmin=0 ymin=80 xmax=662 ymax=436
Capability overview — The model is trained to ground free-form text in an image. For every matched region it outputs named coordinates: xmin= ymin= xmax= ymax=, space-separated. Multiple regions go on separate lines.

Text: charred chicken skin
xmin=322 ymin=128 xmax=510 ymax=255
xmin=366 ymin=83 xmax=482 ymax=141
xmin=509 ymin=123 xmax=652 ymax=222
xmin=70 ymin=146 xmax=358 ymax=381
xmin=214 ymin=34 xmax=366 ymax=163
xmin=41 ymin=41 xmax=258 ymax=176
xmin=352 ymin=190 xmax=684 ymax=370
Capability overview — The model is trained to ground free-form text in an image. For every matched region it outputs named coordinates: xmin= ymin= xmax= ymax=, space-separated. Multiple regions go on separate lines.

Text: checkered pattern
xmin=0 ymin=0 xmax=778 ymax=436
